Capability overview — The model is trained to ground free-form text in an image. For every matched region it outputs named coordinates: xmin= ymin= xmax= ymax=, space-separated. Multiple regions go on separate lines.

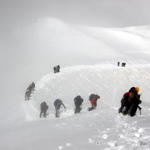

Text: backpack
xmin=121 ymin=92 xmax=131 ymax=105
xmin=89 ymin=94 xmax=100 ymax=100
xmin=54 ymin=99 xmax=63 ymax=109
xmin=41 ymin=102 xmax=48 ymax=110
xmin=90 ymin=98 xmax=97 ymax=103
xmin=74 ymin=96 xmax=83 ymax=106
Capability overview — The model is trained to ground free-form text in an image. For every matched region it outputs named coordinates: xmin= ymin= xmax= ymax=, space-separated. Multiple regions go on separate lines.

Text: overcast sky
xmin=1 ymin=0 xmax=150 ymax=30
xmin=1 ymin=0 xmax=150 ymax=47
xmin=0 ymin=0 xmax=150 ymax=103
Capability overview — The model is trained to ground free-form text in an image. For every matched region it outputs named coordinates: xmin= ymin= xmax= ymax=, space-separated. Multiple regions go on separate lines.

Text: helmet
xmin=135 ymin=87 xmax=140 ymax=93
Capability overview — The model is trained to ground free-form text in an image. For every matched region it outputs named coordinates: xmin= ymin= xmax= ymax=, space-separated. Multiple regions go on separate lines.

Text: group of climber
xmin=40 ymin=93 xmax=100 ymax=118
xmin=118 ymin=87 xmax=142 ymax=117
xmin=40 ymin=87 xmax=142 ymax=118
xmin=117 ymin=61 xmax=126 ymax=67
xmin=53 ymin=65 xmax=60 ymax=73
xmin=25 ymin=82 xmax=142 ymax=118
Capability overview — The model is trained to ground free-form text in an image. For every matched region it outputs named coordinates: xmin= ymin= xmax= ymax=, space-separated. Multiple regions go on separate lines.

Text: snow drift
xmin=8 ymin=64 xmax=150 ymax=150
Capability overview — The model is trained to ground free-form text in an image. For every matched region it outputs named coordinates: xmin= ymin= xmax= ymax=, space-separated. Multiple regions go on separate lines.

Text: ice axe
xmin=138 ymin=106 xmax=142 ymax=115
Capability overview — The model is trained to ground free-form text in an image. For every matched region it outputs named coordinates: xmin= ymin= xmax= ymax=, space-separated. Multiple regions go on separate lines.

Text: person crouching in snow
xmin=88 ymin=94 xmax=100 ymax=111
xmin=128 ymin=87 xmax=142 ymax=117
xmin=119 ymin=87 xmax=142 ymax=116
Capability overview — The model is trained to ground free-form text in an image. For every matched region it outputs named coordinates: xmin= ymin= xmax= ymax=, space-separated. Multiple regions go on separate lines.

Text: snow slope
xmin=1 ymin=64 xmax=150 ymax=150
xmin=12 ymin=18 xmax=150 ymax=68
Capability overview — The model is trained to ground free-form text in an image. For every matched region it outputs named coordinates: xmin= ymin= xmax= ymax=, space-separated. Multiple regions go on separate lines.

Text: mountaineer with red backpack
xmin=119 ymin=89 xmax=133 ymax=115
xmin=88 ymin=94 xmax=100 ymax=111
xmin=119 ymin=87 xmax=142 ymax=116
xmin=74 ymin=95 xmax=84 ymax=114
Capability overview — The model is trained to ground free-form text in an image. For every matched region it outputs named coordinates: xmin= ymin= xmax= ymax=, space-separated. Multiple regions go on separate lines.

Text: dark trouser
xmin=119 ymin=104 xmax=130 ymax=115
xmin=40 ymin=110 xmax=47 ymax=118
xmin=55 ymin=109 xmax=60 ymax=118
xmin=75 ymin=106 xmax=81 ymax=114
xmin=118 ymin=106 xmax=123 ymax=113
xmin=88 ymin=107 xmax=95 ymax=111
xmin=88 ymin=102 xmax=97 ymax=111
xmin=128 ymin=104 xmax=138 ymax=117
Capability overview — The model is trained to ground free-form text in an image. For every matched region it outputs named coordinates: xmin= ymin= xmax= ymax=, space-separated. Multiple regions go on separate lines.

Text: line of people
xmin=40 ymin=87 xmax=142 ymax=118
xmin=40 ymin=94 xmax=100 ymax=118
xmin=117 ymin=61 xmax=126 ymax=67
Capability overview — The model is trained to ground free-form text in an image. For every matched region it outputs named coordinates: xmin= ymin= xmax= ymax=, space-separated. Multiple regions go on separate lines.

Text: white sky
xmin=0 ymin=0 xmax=150 ymax=30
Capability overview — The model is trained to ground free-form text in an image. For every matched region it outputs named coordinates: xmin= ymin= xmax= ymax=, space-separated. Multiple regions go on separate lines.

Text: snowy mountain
xmin=1 ymin=18 xmax=150 ymax=150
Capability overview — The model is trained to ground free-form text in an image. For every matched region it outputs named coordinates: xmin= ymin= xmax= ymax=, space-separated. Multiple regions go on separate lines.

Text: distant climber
xmin=54 ymin=99 xmax=66 ymax=118
xmin=88 ymin=94 xmax=100 ymax=111
xmin=25 ymin=82 xmax=35 ymax=100
xmin=53 ymin=65 xmax=60 ymax=73
xmin=121 ymin=62 xmax=126 ymax=67
xmin=119 ymin=87 xmax=142 ymax=116
xmin=117 ymin=61 xmax=120 ymax=67
xmin=40 ymin=101 xmax=49 ymax=118
xmin=74 ymin=95 xmax=84 ymax=114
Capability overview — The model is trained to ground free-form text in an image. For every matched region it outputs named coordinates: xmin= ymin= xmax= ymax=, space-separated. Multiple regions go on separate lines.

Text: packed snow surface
xmin=1 ymin=19 xmax=150 ymax=150
xmin=2 ymin=65 xmax=150 ymax=150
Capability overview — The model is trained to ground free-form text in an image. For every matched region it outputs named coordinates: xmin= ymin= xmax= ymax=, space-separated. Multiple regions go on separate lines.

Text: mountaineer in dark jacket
xmin=74 ymin=95 xmax=84 ymax=114
xmin=54 ymin=99 xmax=66 ymax=118
xmin=53 ymin=65 xmax=60 ymax=73
xmin=40 ymin=101 xmax=49 ymax=118
xmin=25 ymin=82 xmax=35 ymax=100
xmin=128 ymin=87 xmax=142 ymax=116
xmin=119 ymin=90 xmax=132 ymax=115
xmin=119 ymin=87 xmax=142 ymax=116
